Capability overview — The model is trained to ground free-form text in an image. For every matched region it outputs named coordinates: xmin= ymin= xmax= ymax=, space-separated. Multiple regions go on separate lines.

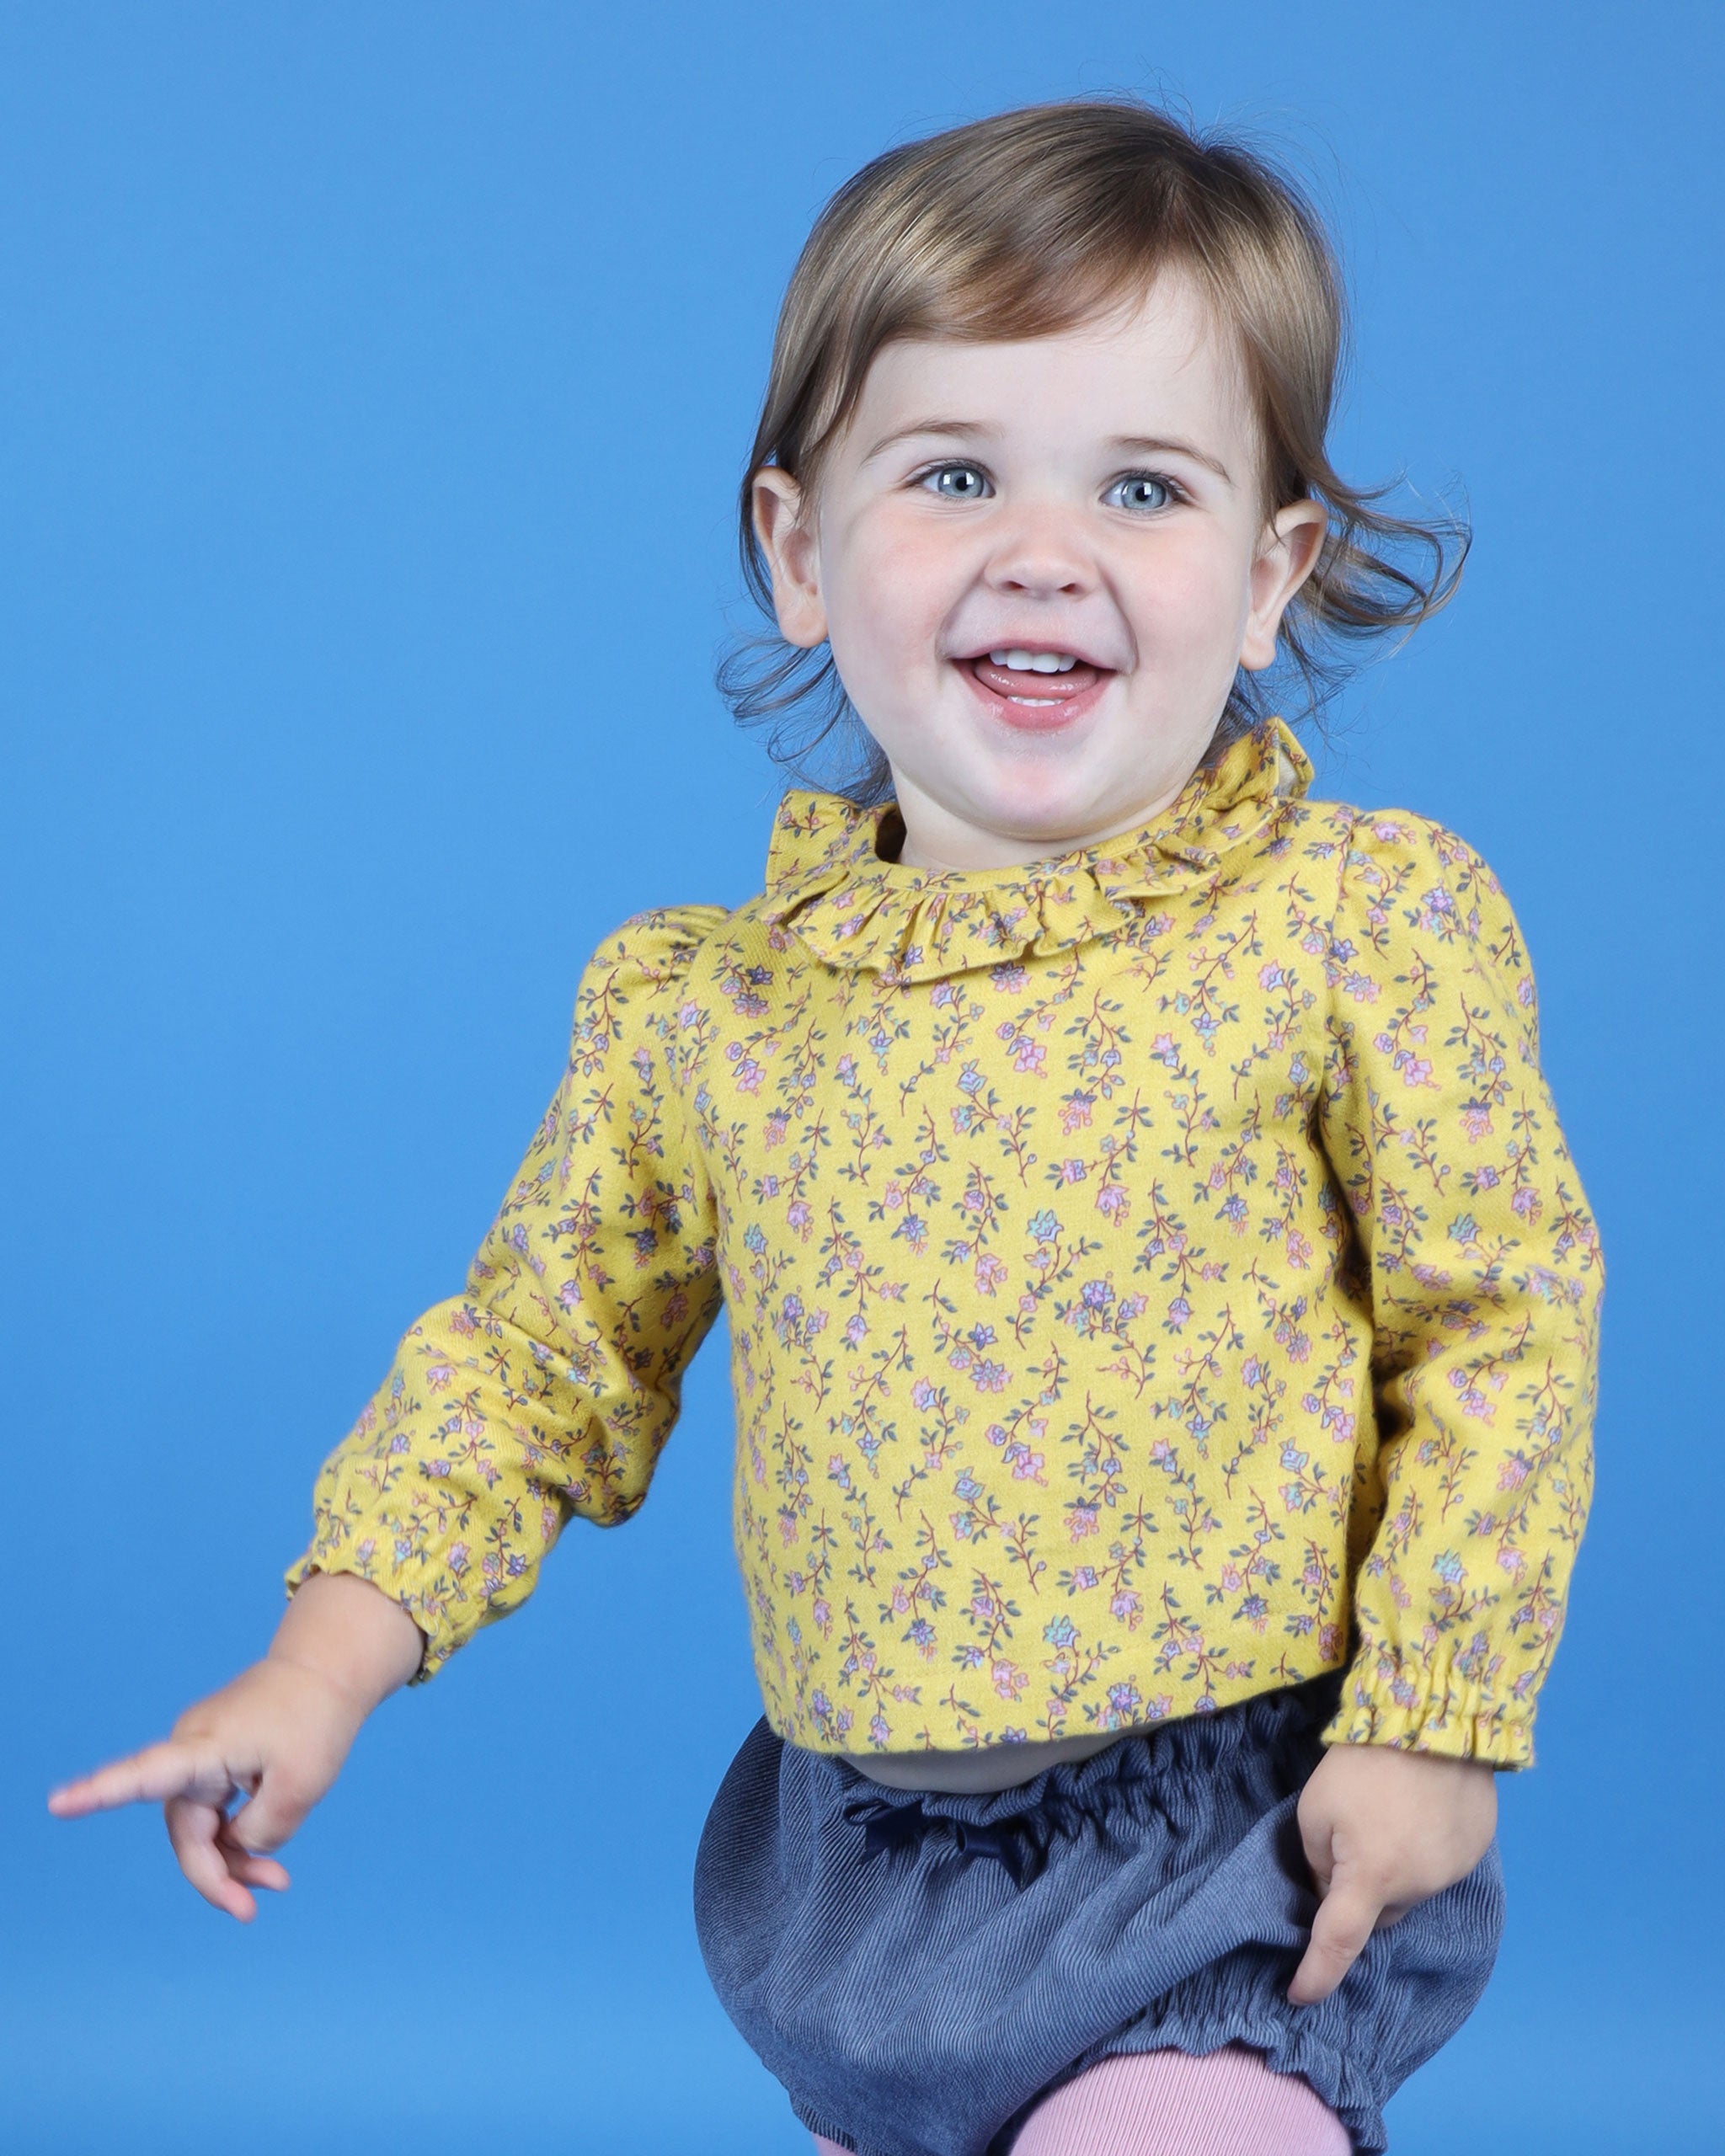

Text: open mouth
xmin=962 ymin=646 xmax=1112 ymax=728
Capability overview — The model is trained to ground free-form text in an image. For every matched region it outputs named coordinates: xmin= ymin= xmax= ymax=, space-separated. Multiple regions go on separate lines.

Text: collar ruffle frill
xmin=762 ymin=716 xmax=1314 ymax=984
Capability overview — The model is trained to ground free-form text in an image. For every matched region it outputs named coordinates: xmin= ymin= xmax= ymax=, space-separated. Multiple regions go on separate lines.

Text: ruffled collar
xmin=763 ymin=718 xmax=1312 ymax=983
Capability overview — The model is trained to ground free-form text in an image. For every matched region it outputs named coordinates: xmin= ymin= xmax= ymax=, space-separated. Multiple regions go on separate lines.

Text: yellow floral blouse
xmin=286 ymin=719 xmax=1601 ymax=1768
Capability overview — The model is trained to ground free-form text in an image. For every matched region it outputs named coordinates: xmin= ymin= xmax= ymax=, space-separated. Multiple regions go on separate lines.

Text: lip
xmin=954 ymin=648 xmax=1115 ymax=732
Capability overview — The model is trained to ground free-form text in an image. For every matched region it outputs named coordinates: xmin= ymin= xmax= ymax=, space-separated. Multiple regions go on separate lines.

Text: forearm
xmin=268 ymin=1570 xmax=426 ymax=1721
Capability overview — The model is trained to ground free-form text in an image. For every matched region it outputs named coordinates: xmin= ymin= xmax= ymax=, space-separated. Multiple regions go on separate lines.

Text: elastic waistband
xmin=807 ymin=1665 xmax=1348 ymax=1838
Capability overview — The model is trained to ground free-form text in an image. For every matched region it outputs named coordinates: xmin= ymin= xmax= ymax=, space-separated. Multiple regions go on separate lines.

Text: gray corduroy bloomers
xmin=694 ymin=1668 xmax=1504 ymax=2156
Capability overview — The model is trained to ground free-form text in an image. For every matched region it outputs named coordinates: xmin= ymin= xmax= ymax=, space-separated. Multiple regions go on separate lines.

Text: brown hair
xmin=719 ymin=97 xmax=1466 ymax=803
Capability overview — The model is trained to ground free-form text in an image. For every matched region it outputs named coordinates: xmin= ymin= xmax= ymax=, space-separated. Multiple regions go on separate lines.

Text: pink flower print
xmin=1463 ymin=1107 xmax=1493 ymax=1142
xmin=425 ymin=1361 xmax=454 ymax=1392
xmin=724 ymin=1042 xmax=765 ymax=1094
xmin=990 ymin=963 xmax=1029 ymax=992
xmin=1110 ymin=1588 xmax=1142 ymax=1627
xmin=1004 ymin=1442 xmax=1046 ymax=1484
xmin=1498 ymin=1453 xmax=1531 ymax=1491
xmin=763 ymin=1112 xmax=790 ymax=1148
xmin=1284 ymin=1230 xmax=1313 ymax=1268
xmin=787 ymin=1199 xmax=813 ymax=1239
xmin=1070 ymin=1566 xmax=1099 ymax=1591
xmin=1166 ymin=1295 xmax=1192 ymax=1329
xmin=449 ymin=1309 xmax=477 ymax=1339
xmin=844 ymin=1314 xmax=868 ymax=1347
xmin=1221 ymin=1562 xmax=1243 ymax=1591
xmin=1067 ymin=1501 xmax=1100 ymax=1540
xmin=1012 ymin=1038 xmax=1046 ymax=1075
xmin=1059 ymin=1159 xmax=1089 ymax=1184
xmin=1096 ymin=1182 xmax=1130 ymax=1224
xmin=1258 ymin=962 xmax=1284 ymax=990
xmin=992 ymin=1661 xmax=1028 ymax=1700
xmin=1342 ymin=971 xmax=1379 ymax=1003
xmin=1511 ymin=1186 xmax=1541 ymax=1222
xmin=975 ymin=1252 xmax=1007 ymax=1297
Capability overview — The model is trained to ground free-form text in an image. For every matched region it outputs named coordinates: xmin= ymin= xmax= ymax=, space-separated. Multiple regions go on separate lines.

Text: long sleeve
xmin=1315 ymin=813 xmax=1602 ymax=1766
xmin=285 ymin=905 xmax=731 ymax=1678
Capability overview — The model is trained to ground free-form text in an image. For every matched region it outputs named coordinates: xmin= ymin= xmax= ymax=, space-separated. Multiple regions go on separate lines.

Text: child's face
xmin=753 ymin=270 xmax=1326 ymax=870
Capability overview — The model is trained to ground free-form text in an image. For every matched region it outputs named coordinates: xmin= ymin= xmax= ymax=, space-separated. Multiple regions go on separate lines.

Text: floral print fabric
xmin=286 ymin=720 xmax=1601 ymax=1766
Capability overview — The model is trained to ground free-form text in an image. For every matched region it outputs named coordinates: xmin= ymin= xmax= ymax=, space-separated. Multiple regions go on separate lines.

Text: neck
xmin=891 ymin=772 xmax=1195 ymax=873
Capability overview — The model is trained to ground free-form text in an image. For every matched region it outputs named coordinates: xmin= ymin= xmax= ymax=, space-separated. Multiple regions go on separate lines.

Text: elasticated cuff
xmin=1318 ymin=1647 xmax=1535 ymax=1768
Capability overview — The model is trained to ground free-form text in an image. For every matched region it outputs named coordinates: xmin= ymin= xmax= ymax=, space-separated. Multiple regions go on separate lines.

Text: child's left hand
xmin=1288 ymin=1742 xmax=1498 ymax=2005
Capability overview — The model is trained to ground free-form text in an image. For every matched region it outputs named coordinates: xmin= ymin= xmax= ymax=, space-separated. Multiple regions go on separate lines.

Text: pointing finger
xmin=48 ymin=1741 xmax=243 ymax=1818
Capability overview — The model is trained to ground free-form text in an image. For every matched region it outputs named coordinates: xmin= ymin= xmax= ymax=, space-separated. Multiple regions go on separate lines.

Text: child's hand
xmin=1287 ymin=1741 xmax=1498 ymax=2005
xmin=46 ymin=1571 xmax=425 ymax=1921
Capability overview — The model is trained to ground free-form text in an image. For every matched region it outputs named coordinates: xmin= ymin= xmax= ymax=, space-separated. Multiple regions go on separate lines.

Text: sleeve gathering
xmin=1315 ymin=813 xmax=1602 ymax=1767
xmin=284 ymin=904 xmax=731 ymax=1678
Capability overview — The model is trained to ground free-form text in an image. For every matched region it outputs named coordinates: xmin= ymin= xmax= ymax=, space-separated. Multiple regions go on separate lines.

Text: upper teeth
xmin=991 ymin=648 xmax=1077 ymax=673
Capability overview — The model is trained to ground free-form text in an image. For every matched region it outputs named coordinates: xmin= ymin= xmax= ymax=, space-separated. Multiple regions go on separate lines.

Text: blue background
xmin=4 ymin=5 xmax=1720 ymax=2150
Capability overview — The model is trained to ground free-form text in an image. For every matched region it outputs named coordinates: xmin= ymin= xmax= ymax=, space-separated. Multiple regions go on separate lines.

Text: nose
xmin=982 ymin=506 xmax=1099 ymax=601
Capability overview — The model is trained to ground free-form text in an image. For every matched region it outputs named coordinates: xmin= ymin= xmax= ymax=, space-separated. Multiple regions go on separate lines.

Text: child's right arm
xmin=46 ymin=1571 xmax=425 ymax=1921
xmin=50 ymin=903 xmax=730 ymax=1917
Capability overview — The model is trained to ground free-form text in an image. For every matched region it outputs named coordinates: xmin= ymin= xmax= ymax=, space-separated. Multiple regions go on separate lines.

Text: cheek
xmin=826 ymin=519 xmax=956 ymax=680
xmin=1130 ymin=536 xmax=1252 ymax=654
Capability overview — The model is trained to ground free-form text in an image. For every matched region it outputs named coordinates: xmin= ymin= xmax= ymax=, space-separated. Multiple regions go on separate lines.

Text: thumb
xmin=1296 ymin=1793 xmax=1337 ymax=1898
xmin=227 ymin=1764 xmax=318 ymax=1854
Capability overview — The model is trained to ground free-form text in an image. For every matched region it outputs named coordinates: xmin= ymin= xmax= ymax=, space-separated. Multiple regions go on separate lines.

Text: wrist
xmin=269 ymin=1569 xmax=426 ymax=1720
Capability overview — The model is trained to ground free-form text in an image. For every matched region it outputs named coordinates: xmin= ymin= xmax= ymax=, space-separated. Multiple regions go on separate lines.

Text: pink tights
xmin=811 ymin=2041 xmax=1350 ymax=2155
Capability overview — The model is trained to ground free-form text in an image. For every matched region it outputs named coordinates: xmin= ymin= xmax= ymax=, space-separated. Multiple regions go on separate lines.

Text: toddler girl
xmin=51 ymin=99 xmax=1602 ymax=2156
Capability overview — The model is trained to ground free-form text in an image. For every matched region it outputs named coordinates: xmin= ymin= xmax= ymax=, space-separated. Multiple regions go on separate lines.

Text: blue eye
xmin=923 ymin=463 xmax=991 ymax=499
xmin=1105 ymin=474 xmax=1175 ymax=512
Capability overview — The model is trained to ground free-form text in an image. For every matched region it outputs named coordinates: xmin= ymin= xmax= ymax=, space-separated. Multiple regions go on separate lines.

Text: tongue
xmin=970 ymin=656 xmax=1103 ymax=700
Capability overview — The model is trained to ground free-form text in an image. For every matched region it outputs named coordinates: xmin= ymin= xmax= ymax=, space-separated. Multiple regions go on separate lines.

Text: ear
xmin=1239 ymin=499 xmax=1328 ymax=673
xmin=751 ymin=467 xmax=828 ymax=649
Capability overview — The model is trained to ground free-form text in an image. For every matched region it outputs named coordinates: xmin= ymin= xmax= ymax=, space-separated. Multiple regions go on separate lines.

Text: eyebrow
xmin=860 ymin=418 xmax=1001 ymax=462
xmin=1108 ymin=435 xmax=1233 ymax=484
xmin=860 ymin=419 xmax=1232 ymax=485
